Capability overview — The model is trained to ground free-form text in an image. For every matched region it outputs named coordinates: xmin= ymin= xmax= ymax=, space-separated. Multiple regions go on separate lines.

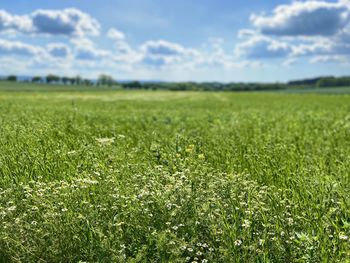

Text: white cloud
xmin=194 ymin=38 xmax=249 ymax=70
xmin=0 ymin=8 xmax=100 ymax=37
xmin=0 ymin=38 xmax=76 ymax=74
xmin=106 ymin=28 xmax=138 ymax=60
xmin=0 ymin=57 xmax=32 ymax=74
xmin=140 ymin=40 xmax=187 ymax=56
xmin=0 ymin=10 xmax=32 ymax=33
xmin=115 ymin=41 xmax=134 ymax=54
xmin=235 ymin=34 xmax=292 ymax=59
xmin=31 ymin=8 xmax=100 ymax=37
xmin=107 ymin=28 xmax=125 ymax=41
xmin=71 ymin=38 xmax=111 ymax=61
xmin=139 ymin=40 xmax=202 ymax=67
xmin=0 ymin=38 xmax=44 ymax=56
xmin=310 ymin=55 xmax=349 ymax=64
xmin=69 ymin=38 xmax=108 ymax=60
xmin=291 ymin=38 xmax=332 ymax=56
xmin=70 ymin=37 xmax=141 ymax=65
xmin=234 ymin=0 xmax=350 ymax=66
xmin=75 ymin=46 xmax=109 ymax=60
xmin=251 ymin=1 xmax=350 ymax=36
xmin=70 ymin=38 xmax=95 ymax=48
xmin=288 ymin=31 xmax=350 ymax=58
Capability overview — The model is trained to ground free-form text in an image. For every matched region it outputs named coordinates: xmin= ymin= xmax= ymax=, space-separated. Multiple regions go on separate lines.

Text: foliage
xmin=46 ymin=74 xmax=60 ymax=84
xmin=316 ymin=77 xmax=350 ymax=87
xmin=288 ymin=77 xmax=327 ymax=86
xmin=98 ymin=74 xmax=115 ymax=86
xmin=61 ymin=76 xmax=71 ymax=85
xmin=289 ymin=76 xmax=350 ymax=88
xmin=122 ymin=81 xmax=142 ymax=89
xmin=32 ymin=76 xmax=42 ymax=83
xmin=6 ymin=75 xmax=17 ymax=82
xmin=5 ymin=74 xmax=350 ymax=91
xmin=133 ymin=81 xmax=287 ymax=91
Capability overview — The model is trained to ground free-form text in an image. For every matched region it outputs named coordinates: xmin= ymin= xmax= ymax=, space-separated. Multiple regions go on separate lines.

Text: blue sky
xmin=0 ymin=0 xmax=349 ymax=82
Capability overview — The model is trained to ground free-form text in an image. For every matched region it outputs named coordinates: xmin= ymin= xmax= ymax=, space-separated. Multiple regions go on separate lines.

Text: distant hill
xmin=288 ymin=76 xmax=334 ymax=86
xmin=288 ymin=76 xmax=350 ymax=87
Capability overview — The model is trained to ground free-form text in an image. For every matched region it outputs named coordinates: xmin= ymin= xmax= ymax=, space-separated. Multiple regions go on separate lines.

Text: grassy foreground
xmin=0 ymin=88 xmax=349 ymax=262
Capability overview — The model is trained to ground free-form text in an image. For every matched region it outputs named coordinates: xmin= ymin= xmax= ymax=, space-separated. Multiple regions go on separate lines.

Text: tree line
xmin=2 ymin=74 xmax=287 ymax=91
xmin=3 ymin=74 xmax=115 ymax=87
xmin=2 ymin=74 xmax=350 ymax=91
xmin=288 ymin=76 xmax=350 ymax=87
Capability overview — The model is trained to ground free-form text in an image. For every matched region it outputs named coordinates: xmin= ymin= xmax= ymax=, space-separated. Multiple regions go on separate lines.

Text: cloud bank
xmin=236 ymin=0 xmax=350 ymax=64
xmin=0 ymin=8 xmax=100 ymax=36
xmin=251 ymin=1 xmax=350 ymax=36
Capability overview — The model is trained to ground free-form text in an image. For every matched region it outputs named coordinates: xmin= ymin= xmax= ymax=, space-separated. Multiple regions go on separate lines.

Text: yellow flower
xmin=198 ymin=154 xmax=205 ymax=159
xmin=185 ymin=145 xmax=195 ymax=153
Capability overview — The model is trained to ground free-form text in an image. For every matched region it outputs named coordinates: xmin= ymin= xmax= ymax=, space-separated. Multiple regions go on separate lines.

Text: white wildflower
xmin=95 ymin=137 xmax=115 ymax=146
xmin=339 ymin=234 xmax=349 ymax=240
xmin=7 ymin=206 xmax=16 ymax=212
xmin=234 ymin=240 xmax=242 ymax=246
xmin=242 ymin=219 xmax=251 ymax=228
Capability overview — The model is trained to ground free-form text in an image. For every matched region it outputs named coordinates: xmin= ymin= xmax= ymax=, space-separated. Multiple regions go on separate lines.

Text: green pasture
xmin=0 ymin=84 xmax=349 ymax=262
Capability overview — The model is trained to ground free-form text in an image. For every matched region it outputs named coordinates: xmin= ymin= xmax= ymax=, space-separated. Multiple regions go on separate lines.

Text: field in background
xmin=0 ymin=84 xmax=350 ymax=262
xmin=0 ymin=81 xmax=122 ymax=92
xmin=2 ymin=81 xmax=350 ymax=94
xmin=280 ymin=86 xmax=350 ymax=94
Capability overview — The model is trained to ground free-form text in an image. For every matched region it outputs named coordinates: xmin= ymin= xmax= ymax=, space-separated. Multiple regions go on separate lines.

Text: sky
xmin=0 ymin=0 xmax=350 ymax=82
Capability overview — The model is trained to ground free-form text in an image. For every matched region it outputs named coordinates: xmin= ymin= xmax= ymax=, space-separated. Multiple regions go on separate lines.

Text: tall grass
xmin=0 ymin=90 xmax=349 ymax=262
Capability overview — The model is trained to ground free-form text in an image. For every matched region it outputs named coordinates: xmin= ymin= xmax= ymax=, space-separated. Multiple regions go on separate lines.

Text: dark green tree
xmin=61 ymin=77 xmax=70 ymax=85
xmin=46 ymin=74 xmax=60 ymax=84
xmin=75 ymin=75 xmax=82 ymax=85
xmin=98 ymin=74 xmax=114 ymax=86
xmin=32 ymin=76 xmax=42 ymax=83
xmin=7 ymin=75 xmax=17 ymax=82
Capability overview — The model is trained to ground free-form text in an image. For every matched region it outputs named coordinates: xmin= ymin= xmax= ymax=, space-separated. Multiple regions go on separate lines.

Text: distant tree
xmin=32 ymin=76 xmax=42 ymax=83
xmin=83 ymin=79 xmax=93 ymax=86
xmin=7 ymin=75 xmax=17 ymax=82
xmin=75 ymin=75 xmax=82 ymax=85
xmin=122 ymin=81 xmax=142 ymax=89
xmin=61 ymin=77 xmax=70 ymax=85
xmin=68 ymin=78 xmax=76 ymax=85
xmin=98 ymin=74 xmax=114 ymax=86
xmin=288 ymin=77 xmax=330 ymax=86
xmin=46 ymin=74 xmax=60 ymax=84
xmin=317 ymin=76 xmax=350 ymax=87
xmin=316 ymin=77 xmax=337 ymax=87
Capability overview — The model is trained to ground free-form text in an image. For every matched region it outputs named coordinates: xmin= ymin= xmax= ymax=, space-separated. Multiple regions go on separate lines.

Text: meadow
xmin=0 ymin=83 xmax=349 ymax=262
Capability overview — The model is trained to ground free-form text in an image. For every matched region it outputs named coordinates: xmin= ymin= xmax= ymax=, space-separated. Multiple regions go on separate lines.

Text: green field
xmin=0 ymin=85 xmax=350 ymax=262
xmin=280 ymin=86 xmax=350 ymax=94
